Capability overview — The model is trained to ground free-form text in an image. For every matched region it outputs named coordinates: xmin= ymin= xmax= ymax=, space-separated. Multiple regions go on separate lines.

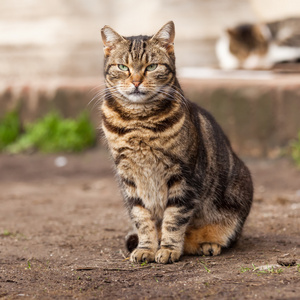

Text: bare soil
xmin=0 ymin=149 xmax=299 ymax=299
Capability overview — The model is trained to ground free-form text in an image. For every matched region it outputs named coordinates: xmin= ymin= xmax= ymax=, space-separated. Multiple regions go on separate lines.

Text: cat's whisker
xmin=88 ymin=86 xmax=119 ymax=109
xmin=152 ymin=87 xmax=189 ymax=110
xmin=87 ymin=84 xmax=109 ymax=104
xmin=88 ymin=82 xmax=107 ymax=95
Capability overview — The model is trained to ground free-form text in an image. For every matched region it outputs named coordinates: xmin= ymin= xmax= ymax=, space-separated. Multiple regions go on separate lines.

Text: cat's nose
xmin=132 ymin=81 xmax=141 ymax=88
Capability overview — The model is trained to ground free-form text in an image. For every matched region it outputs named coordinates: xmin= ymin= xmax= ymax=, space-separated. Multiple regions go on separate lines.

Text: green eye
xmin=118 ymin=64 xmax=129 ymax=71
xmin=146 ymin=64 xmax=158 ymax=71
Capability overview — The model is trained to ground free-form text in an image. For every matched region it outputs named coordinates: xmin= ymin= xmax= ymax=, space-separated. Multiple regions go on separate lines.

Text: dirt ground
xmin=0 ymin=149 xmax=299 ymax=299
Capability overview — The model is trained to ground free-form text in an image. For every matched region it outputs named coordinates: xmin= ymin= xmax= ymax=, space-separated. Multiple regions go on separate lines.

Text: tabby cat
xmin=100 ymin=21 xmax=253 ymax=264
xmin=216 ymin=17 xmax=300 ymax=69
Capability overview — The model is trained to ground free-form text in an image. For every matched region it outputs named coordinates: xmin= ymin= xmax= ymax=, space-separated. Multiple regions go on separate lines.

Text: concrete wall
xmin=250 ymin=0 xmax=300 ymax=21
xmin=182 ymin=78 xmax=300 ymax=157
xmin=2 ymin=76 xmax=300 ymax=158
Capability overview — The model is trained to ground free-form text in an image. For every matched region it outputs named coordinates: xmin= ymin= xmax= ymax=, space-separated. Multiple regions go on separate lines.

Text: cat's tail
xmin=125 ymin=232 xmax=138 ymax=253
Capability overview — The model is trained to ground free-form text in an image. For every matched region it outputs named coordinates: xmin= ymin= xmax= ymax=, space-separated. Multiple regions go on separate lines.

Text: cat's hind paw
xmin=155 ymin=248 xmax=181 ymax=264
xmin=199 ymin=243 xmax=221 ymax=256
xmin=130 ymin=248 xmax=155 ymax=263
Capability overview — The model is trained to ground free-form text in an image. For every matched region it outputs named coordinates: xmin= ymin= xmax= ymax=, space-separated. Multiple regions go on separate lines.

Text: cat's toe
xmin=155 ymin=248 xmax=181 ymax=264
xmin=200 ymin=243 xmax=221 ymax=256
xmin=130 ymin=248 xmax=155 ymax=263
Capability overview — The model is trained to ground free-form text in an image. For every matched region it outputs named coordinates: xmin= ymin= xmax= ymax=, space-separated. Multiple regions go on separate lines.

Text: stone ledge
xmin=1 ymin=74 xmax=300 ymax=157
xmin=181 ymin=75 xmax=300 ymax=157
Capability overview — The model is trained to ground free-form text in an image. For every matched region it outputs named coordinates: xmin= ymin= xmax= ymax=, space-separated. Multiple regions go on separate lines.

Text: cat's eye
xmin=146 ymin=64 xmax=158 ymax=71
xmin=118 ymin=64 xmax=129 ymax=71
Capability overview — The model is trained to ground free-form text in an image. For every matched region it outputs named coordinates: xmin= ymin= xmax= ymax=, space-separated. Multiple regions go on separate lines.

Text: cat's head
xmin=216 ymin=24 xmax=269 ymax=69
xmin=101 ymin=21 xmax=176 ymax=103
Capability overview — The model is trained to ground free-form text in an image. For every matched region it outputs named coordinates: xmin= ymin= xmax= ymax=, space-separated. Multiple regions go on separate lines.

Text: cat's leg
xmin=127 ymin=199 xmax=159 ymax=263
xmin=184 ymin=164 xmax=253 ymax=256
xmin=155 ymin=199 xmax=194 ymax=264
xmin=183 ymin=221 xmax=239 ymax=256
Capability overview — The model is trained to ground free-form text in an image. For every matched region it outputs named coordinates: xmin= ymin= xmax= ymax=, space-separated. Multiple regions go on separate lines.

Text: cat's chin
xmin=125 ymin=93 xmax=150 ymax=104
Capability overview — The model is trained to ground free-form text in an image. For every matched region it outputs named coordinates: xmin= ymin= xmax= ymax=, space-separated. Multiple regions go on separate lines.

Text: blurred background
xmin=2 ymin=3 xmax=300 ymax=297
xmin=1 ymin=0 xmax=300 ymax=81
xmin=1 ymin=0 xmax=300 ymax=158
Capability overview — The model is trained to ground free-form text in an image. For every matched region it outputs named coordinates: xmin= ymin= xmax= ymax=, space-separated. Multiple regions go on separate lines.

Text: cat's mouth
xmin=125 ymin=88 xmax=149 ymax=103
xmin=127 ymin=92 xmax=147 ymax=102
xmin=129 ymin=89 xmax=146 ymax=96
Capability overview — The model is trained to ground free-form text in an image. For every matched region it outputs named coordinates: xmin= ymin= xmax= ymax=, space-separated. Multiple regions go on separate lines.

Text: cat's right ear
xmin=151 ymin=21 xmax=175 ymax=54
xmin=226 ymin=28 xmax=237 ymax=38
xmin=101 ymin=26 xmax=125 ymax=57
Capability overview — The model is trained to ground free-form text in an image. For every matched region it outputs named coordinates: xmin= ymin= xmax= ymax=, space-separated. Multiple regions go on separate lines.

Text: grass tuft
xmin=240 ymin=263 xmax=284 ymax=275
xmin=291 ymin=131 xmax=300 ymax=167
xmin=199 ymin=260 xmax=211 ymax=273
xmin=6 ymin=111 xmax=96 ymax=153
xmin=27 ymin=260 xmax=32 ymax=270
xmin=0 ymin=110 xmax=20 ymax=151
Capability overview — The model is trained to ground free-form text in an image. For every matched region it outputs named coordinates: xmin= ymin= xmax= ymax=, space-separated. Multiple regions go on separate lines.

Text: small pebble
xmin=54 ymin=156 xmax=68 ymax=167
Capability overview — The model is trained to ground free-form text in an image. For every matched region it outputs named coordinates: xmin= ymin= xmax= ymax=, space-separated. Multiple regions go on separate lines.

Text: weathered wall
xmin=2 ymin=76 xmax=300 ymax=157
xmin=250 ymin=0 xmax=300 ymax=21
xmin=182 ymin=78 xmax=300 ymax=157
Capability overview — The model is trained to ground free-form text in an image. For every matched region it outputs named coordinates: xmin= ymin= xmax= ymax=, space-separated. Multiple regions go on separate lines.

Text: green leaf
xmin=0 ymin=110 xmax=21 ymax=150
xmin=6 ymin=111 xmax=96 ymax=153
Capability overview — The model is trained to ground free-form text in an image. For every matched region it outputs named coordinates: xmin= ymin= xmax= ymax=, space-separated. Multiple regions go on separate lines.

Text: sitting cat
xmin=100 ymin=21 xmax=253 ymax=264
xmin=216 ymin=17 xmax=300 ymax=69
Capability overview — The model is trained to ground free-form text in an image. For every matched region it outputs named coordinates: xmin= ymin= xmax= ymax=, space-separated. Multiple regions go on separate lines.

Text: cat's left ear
xmin=101 ymin=25 xmax=125 ymax=57
xmin=151 ymin=21 xmax=175 ymax=54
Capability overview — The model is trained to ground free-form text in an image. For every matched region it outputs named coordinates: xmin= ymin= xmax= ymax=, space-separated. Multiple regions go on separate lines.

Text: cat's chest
xmin=116 ymin=136 xmax=173 ymax=175
xmin=114 ymin=137 xmax=178 ymax=217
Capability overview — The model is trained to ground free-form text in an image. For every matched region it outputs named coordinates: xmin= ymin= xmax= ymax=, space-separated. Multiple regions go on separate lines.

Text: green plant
xmin=240 ymin=266 xmax=251 ymax=273
xmin=7 ymin=111 xmax=96 ymax=153
xmin=27 ymin=260 xmax=32 ymax=270
xmin=199 ymin=260 xmax=211 ymax=273
xmin=291 ymin=131 xmax=300 ymax=167
xmin=1 ymin=230 xmax=14 ymax=237
xmin=239 ymin=263 xmax=283 ymax=275
xmin=3 ymin=230 xmax=12 ymax=236
xmin=0 ymin=110 xmax=20 ymax=150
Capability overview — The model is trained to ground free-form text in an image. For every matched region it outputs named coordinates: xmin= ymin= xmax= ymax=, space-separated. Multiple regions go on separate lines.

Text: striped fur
xmin=100 ymin=21 xmax=253 ymax=264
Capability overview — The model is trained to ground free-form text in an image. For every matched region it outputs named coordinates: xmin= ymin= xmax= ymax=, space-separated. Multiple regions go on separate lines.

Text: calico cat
xmin=216 ymin=17 xmax=300 ymax=69
xmin=100 ymin=21 xmax=253 ymax=264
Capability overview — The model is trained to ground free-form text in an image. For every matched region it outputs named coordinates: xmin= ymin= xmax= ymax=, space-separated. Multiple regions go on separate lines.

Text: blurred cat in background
xmin=216 ymin=17 xmax=300 ymax=69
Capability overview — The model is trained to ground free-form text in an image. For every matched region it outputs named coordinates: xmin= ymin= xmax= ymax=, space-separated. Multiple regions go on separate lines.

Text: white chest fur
xmin=215 ymin=34 xmax=239 ymax=70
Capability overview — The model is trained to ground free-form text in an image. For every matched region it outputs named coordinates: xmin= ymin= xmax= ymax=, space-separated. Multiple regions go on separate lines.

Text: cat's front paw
xmin=130 ymin=248 xmax=155 ymax=263
xmin=155 ymin=248 xmax=181 ymax=264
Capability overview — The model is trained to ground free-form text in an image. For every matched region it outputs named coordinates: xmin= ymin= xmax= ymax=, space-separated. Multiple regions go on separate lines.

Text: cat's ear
xmin=101 ymin=25 xmax=125 ymax=57
xmin=226 ymin=28 xmax=237 ymax=38
xmin=151 ymin=21 xmax=175 ymax=54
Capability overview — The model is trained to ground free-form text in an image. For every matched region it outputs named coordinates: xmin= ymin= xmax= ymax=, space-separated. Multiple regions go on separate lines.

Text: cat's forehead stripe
xmin=139 ymin=41 xmax=147 ymax=61
xmin=124 ymin=36 xmax=151 ymax=58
